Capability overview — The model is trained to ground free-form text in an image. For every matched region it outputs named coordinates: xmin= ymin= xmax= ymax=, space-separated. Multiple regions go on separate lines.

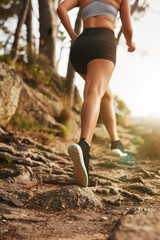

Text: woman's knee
xmin=102 ymin=87 xmax=113 ymax=101
xmin=84 ymin=85 xmax=105 ymax=100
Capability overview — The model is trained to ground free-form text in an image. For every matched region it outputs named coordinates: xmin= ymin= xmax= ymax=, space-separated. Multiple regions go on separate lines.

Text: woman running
xmin=57 ymin=0 xmax=136 ymax=187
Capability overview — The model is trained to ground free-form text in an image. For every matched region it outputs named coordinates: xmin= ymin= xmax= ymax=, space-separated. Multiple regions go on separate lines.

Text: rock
xmin=15 ymin=84 xmax=63 ymax=128
xmin=30 ymin=185 xmax=103 ymax=211
xmin=119 ymin=175 xmax=145 ymax=184
xmin=128 ymin=184 xmax=157 ymax=195
xmin=109 ymin=211 xmax=160 ymax=240
xmin=0 ymin=168 xmax=17 ymax=179
xmin=103 ymin=195 xmax=121 ymax=206
xmin=14 ymin=189 xmax=34 ymax=200
xmin=0 ymin=63 xmax=23 ymax=126
xmin=0 ymin=192 xmax=23 ymax=207
xmin=0 ymin=127 xmax=6 ymax=134
xmin=3 ymin=213 xmax=46 ymax=222
xmin=100 ymin=216 xmax=108 ymax=221
xmin=139 ymin=167 xmax=155 ymax=178
xmin=0 ymin=203 xmax=46 ymax=222
xmin=0 ymin=62 xmax=65 ymax=128
xmin=120 ymin=189 xmax=143 ymax=202
xmin=43 ymin=174 xmax=73 ymax=184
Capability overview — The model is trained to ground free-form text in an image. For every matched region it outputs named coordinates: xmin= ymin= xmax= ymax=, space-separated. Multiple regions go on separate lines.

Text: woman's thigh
xmin=83 ymin=59 xmax=115 ymax=98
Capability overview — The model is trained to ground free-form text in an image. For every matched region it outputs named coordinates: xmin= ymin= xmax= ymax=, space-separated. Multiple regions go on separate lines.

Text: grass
xmin=0 ymin=153 xmax=12 ymax=167
xmin=9 ymin=113 xmax=71 ymax=139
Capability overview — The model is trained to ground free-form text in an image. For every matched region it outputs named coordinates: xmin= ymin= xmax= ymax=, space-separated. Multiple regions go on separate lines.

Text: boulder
xmin=109 ymin=211 xmax=160 ymax=240
xmin=0 ymin=63 xmax=23 ymax=126
xmin=30 ymin=185 xmax=103 ymax=211
xmin=0 ymin=62 xmax=62 ymax=128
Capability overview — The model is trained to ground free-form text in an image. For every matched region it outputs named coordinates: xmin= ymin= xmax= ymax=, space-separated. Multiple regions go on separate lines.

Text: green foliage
xmin=115 ymin=114 xmax=131 ymax=127
xmin=9 ymin=113 xmax=69 ymax=138
xmin=28 ymin=64 xmax=51 ymax=85
xmin=0 ymin=54 xmax=14 ymax=65
xmin=114 ymin=95 xmax=131 ymax=116
xmin=0 ymin=153 xmax=12 ymax=166
xmin=114 ymin=95 xmax=131 ymax=126
xmin=131 ymin=136 xmax=144 ymax=145
xmin=57 ymin=30 xmax=66 ymax=42
xmin=0 ymin=42 xmax=2 ymax=50
xmin=23 ymin=55 xmax=60 ymax=86
xmin=10 ymin=113 xmax=42 ymax=131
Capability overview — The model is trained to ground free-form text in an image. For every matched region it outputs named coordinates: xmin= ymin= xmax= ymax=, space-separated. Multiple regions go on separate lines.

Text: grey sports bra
xmin=81 ymin=0 xmax=118 ymax=20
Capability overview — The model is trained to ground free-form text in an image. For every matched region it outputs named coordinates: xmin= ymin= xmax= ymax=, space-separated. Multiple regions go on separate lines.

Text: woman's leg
xmin=100 ymin=86 xmax=119 ymax=141
xmin=80 ymin=59 xmax=115 ymax=145
xmin=79 ymin=74 xmax=119 ymax=142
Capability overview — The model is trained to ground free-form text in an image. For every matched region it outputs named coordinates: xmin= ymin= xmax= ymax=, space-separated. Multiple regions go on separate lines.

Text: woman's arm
xmin=57 ymin=0 xmax=79 ymax=42
xmin=120 ymin=0 xmax=136 ymax=52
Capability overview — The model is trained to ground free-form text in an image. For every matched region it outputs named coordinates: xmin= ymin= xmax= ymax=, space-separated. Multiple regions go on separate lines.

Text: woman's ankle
xmin=80 ymin=137 xmax=91 ymax=147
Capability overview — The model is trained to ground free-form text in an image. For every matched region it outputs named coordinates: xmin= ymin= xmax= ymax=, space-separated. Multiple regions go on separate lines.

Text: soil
xmin=0 ymin=125 xmax=160 ymax=240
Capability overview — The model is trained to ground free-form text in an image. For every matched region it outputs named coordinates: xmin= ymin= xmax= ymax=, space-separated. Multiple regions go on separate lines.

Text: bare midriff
xmin=79 ymin=0 xmax=121 ymax=31
xmin=83 ymin=15 xmax=116 ymax=31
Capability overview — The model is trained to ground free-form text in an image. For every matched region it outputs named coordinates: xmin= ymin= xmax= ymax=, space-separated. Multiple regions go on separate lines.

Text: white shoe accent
xmin=68 ymin=144 xmax=88 ymax=187
xmin=111 ymin=149 xmax=127 ymax=157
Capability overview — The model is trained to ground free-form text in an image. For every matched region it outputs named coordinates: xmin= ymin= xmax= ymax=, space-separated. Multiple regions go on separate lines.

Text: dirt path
xmin=0 ymin=127 xmax=160 ymax=240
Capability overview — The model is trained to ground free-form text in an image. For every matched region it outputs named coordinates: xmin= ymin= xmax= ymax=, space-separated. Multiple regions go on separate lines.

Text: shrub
xmin=137 ymin=130 xmax=160 ymax=159
xmin=131 ymin=136 xmax=144 ymax=145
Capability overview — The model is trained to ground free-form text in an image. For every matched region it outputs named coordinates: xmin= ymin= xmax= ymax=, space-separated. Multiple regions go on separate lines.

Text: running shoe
xmin=111 ymin=140 xmax=127 ymax=157
xmin=68 ymin=138 xmax=90 ymax=187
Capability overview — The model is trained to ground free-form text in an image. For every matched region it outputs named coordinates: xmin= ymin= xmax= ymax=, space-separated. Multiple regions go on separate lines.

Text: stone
xmin=0 ymin=62 xmax=66 ymax=128
xmin=109 ymin=211 xmax=160 ymax=240
xmin=31 ymin=185 xmax=103 ymax=211
xmin=0 ymin=192 xmax=23 ymax=207
xmin=128 ymin=184 xmax=157 ymax=195
xmin=0 ymin=63 xmax=23 ymax=126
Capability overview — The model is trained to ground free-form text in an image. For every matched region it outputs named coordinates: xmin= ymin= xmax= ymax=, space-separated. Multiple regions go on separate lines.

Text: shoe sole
xmin=111 ymin=149 xmax=127 ymax=157
xmin=68 ymin=144 xmax=88 ymax=187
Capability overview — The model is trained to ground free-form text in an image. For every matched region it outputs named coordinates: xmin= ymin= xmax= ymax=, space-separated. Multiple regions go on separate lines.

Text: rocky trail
xmin=0 ymin=127 xmax=160 ymax=240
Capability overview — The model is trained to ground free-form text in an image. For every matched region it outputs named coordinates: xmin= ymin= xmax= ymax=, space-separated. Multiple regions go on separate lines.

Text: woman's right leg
xmin=100 ymin=86 xmax=127 ymax=156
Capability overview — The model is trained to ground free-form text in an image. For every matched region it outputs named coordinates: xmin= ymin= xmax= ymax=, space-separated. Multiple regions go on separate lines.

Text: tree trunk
xmin=38 ymin=0 xmax=58 ymax=69
xmin=66 ymin=10 xmax=82 ymax=108
xmin=26 ymin=0 xmax=35 ymax=63
xmin=11 ymin=0 xmax=31 ymax=63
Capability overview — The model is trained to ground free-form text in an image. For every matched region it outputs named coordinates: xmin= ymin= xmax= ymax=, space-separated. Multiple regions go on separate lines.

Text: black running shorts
xmin=70 ymin=27 xmax=117 ymax=75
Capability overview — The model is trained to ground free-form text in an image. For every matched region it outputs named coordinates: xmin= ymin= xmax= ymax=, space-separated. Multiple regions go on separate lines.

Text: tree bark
xmin=38 ymin=0 xmax=58 ymax=69
xmin=25 ymin=0 xmax=35 ymax=63
xmin=66 ymin=10 xmax=82 ymax=108
xmin=11 ymin=0 xmax=31 ymax=63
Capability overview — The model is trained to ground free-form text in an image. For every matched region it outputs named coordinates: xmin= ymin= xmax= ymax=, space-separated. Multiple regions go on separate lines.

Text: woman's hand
xmin=127 ymin=42 xmax=136 ymax=52
xmin=71 ymin=33 xmax=78 ymax=43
